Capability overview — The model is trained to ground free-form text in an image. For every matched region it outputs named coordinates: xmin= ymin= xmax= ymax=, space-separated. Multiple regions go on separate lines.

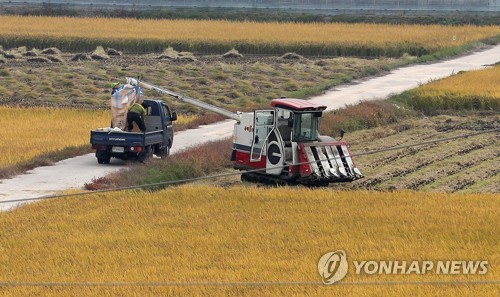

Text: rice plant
xmin=0 ymin=185 xmax=498 ymax=296
xmin=0 ymin=16 xmax=498 ymax=56
xmin=404 ymin=66 xmax=500 ymax=112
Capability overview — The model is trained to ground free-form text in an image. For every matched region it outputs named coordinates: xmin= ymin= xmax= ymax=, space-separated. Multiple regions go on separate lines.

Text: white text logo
xmin=318 ymin=250 xmax=349 ymax=285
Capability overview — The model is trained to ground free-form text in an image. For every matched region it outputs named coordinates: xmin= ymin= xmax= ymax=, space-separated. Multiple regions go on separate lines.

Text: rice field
xmin=0 ymin=107 xmax=109 ymax=168
xmin=0 ymin=185 xmax=498 ymax=296
xmin=407 ymin=65 xmax=500 ymax=112
xmin=0 ymin=16 xmax=498 ymax=56
xmin=0 ymin=107 xmax=200 ymax=169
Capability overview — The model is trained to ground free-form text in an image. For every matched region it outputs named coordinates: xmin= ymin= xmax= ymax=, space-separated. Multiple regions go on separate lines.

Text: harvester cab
xmin=125 ymin=77 xmax=363 ymax=186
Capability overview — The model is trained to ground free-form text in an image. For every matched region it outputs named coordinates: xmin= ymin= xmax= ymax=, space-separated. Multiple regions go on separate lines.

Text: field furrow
xmin=398 ymin=143 xmax=499 ymax=191
xmin=356 ymin=135 xmax=492 ymax=186
xmin=338 ymin=115 xmax=500 ymax=192
xmin=464 ymin=170 xmax=500 ymax=193
xmin=426 ymin=155 xmax=500 ymax=192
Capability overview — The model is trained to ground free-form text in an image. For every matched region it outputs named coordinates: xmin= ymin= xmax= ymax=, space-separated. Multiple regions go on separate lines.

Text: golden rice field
xmin=0 ymin=16 xmax=498 ymax=56
xmin=0 ymin=186 xmax=498 ymax=296
xmin=0 ymin=107 xmax=196 ymax=168
xmin=0 ymin=107 xmax=109 ymax=168
xmin=406 ymin=65 xmax=500 ymax=112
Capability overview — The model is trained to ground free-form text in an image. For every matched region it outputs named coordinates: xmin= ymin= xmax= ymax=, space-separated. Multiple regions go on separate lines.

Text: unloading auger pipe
xmin=126 ymin=77 xmax=241 ymax=122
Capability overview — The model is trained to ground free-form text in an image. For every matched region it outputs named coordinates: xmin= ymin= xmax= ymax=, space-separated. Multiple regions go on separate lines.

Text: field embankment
xmin=0 ymin=186 xmax=498 ymax=296
xmin=85 ymin=138 xmax=233 ymax=191
xmin=0 ymin=16 xmax=498 ymax=56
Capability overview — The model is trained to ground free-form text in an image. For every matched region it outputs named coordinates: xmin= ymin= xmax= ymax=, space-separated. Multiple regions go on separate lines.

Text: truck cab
xmin=90 ymin=99 xmax=177 ymax=164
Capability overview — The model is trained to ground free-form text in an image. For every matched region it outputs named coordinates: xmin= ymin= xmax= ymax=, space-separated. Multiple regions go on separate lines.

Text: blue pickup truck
xmin=90 ymin=99 xmax=177 ymax=164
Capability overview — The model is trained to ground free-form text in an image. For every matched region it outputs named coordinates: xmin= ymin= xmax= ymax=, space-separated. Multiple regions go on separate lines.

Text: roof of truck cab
xmin=270 ymin=98 xmax=327 ymax=111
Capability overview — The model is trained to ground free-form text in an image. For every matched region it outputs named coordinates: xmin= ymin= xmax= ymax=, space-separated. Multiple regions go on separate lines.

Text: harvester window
xmin=255 ymin=111 xmax=274 ymax=126
xmin=277 ymin=109 xmax=291 ymax=120
xmin=277 ymin=109 xmax=293 ymax=142
xmin=293 ymin=112 xmax=321 ymax=142
xmin=251 ymin=110 xmax=275 ymax=161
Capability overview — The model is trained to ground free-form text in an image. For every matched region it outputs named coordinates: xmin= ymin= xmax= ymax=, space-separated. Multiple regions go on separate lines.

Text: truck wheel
xmin=161 ymin=143 xmax=170 ymax=158
xmin=97 ymin=156 xmax=110 ymax=164
xmin=157 ymin=142 xmax=170 ymax=159
xmin=138 ymin=146 xmax=153 ymax=163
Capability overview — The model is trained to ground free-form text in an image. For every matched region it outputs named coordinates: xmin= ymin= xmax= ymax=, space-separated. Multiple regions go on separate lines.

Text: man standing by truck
xmin=127 ymin=102 xmax=147 ymax=133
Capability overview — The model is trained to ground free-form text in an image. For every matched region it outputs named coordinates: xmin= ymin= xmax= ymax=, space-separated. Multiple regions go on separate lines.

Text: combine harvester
xmin=127 ymin=77 xmax=363 ymax=186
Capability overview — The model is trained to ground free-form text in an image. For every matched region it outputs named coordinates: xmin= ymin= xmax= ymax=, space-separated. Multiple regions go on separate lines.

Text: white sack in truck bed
xmin=110 ymin=84 xmax=143 ymax=130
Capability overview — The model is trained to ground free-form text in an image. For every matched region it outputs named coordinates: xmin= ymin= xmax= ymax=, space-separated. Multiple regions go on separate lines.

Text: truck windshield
xmin=292 ymin=112 xmax=322 ymax=142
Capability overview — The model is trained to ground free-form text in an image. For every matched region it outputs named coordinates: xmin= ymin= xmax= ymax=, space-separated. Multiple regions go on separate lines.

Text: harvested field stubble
xmin=338 ymin=114 xmax=500 ymax=193
xmin=0 ymin=55 xmax=401 ymax=113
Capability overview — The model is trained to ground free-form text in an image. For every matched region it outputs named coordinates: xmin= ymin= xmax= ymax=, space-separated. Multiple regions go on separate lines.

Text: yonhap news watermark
xmin=318 ymin=250 xmax=489 ymax=285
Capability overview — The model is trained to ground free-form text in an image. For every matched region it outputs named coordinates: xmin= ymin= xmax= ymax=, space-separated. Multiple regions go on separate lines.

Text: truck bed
xmin=90 ymin=129 xmax=164 ymax=147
